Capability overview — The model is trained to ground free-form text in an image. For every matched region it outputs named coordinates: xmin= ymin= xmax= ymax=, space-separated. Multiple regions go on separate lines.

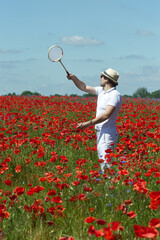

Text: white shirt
xmin=94 ymin=87 xmax=122 ymax=131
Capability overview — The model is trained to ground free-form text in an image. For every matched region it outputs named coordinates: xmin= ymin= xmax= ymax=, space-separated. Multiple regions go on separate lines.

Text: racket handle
xmin=66 ymin=70 xmax=70 ymax=76
xmin=59 ymin=60 xmax=69 ymax=76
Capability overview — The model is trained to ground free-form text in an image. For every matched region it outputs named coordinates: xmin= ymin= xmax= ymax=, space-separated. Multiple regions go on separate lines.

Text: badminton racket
xmin=48 ymin=45 xmax=69 ymax=75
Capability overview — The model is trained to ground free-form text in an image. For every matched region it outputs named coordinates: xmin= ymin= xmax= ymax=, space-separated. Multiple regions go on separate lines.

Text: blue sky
xmin=0 ymin=0 xmax=160 ymax=96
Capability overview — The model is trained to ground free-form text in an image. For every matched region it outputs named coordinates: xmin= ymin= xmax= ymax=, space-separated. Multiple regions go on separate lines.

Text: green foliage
xmin=70 ymin=94 xmax=78 ymax=97
xmin=132 ymin=87 xmax=160 ymax=99
xmin=82 ymin=93 xmax=96 ymax=97
xmin=6 ymin=92 xmax=17 ymax=96
xmin=122 ymin=94 xmax=133 ymax=98
xmin=133 ymin=87 xmax=150 ymax=98
xmin=5 ymin=91 xmax=41 ymax=96
xmin=150 ymin=89 xmax=160 ymax=99
xmin=3 ymin=88 xmax=160 ymax=99
xmin=21 ymin=91 xmax=41 ymax=96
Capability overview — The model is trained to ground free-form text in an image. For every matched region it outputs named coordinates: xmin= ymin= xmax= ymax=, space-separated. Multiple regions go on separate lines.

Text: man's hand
xmin=67 ymin=73 xmax=74 ymax=80
xmin=76 ymin=121 xmax=92 ymax=130
xmin=66 ymin=74 xmax=96 ymax=95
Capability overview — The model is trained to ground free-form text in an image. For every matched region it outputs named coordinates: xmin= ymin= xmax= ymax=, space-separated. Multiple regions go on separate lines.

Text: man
xmin=67 ymin=68 xmax=122 ymax=173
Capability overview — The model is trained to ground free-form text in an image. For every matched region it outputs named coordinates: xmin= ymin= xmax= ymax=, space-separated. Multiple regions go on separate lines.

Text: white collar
xmin=103 ymin=87 xmax=116 ymax=93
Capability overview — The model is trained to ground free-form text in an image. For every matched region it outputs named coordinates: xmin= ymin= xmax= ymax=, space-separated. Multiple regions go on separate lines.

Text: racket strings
xmin=48 ymin=46 xmax=63 ymax=62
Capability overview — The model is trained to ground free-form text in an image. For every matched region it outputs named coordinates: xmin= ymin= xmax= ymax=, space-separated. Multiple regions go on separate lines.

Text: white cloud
xmin=120 ymin=55 xmax=146 ymax=60
xmin=137 ymin=30 xmax=155 ymax=36
xmin=0 ymin=58 xmax=37 ymax=69
xmin=85 ymin=58 xmax=103 ymax=63
xmin=62 ymin=36 xmax=103 ymax=46
xmin=119 ymin=65 xmax=160 ymax=95
xmin=0 ymin=48 xmax=21 ymax=54
xmin=142 ymin=65 xmax=160 ymax=80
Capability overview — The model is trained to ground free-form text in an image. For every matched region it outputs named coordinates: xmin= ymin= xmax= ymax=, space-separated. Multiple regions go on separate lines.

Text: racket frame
xmin=48 ymin=45 xmax=63 ymax=62
xmin=48 ymin=45 xmax=69 ymax=75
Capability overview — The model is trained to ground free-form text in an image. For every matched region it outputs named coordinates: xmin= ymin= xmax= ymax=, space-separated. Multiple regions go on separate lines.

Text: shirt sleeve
xmin=94 ymin=86 xmax=103 ymax=95
xmin=107 ymin=92 xmax=121 ymax=107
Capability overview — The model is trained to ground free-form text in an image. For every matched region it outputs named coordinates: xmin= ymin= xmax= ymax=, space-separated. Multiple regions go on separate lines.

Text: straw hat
xmin=101 ymin=68 xmax=119 ymax=85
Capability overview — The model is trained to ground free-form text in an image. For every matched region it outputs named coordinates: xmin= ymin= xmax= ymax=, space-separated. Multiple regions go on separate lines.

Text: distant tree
xmin=33 ymin=91 xmax=41 ymax=96
xmin=82 ymin=93 xmax=95 ymax=97
xmin=123 ymin=94 xmax=133 ymax=98
xmin=53 ymin=94 xmax=62 ymax=96
xmin=21 ymin=91 xmax=40 ymax=96
xmin=7 ymin=92 xmax=17 ymax=96
xmin=150 ymin=90 xmax=160 ymax=99
xmin=70 ymin=94 xmax=78 ymax=97
xmin=133 ymin=87 xmax=150 ymax=98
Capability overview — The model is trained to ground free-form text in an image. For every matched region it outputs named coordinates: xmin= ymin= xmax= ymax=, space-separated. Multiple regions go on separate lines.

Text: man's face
xmin=100 ymin=74 xmax=108 ymax=87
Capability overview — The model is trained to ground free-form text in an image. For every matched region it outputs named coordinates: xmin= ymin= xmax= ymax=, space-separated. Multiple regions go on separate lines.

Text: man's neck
xmin=103 ymin=85 xmax=113 ymax=91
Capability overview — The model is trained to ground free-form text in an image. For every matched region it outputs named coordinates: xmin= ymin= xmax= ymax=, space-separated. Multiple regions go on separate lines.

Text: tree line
xmin=3 ymin=88 xmax=160 ymax=99
xmin=123 ymin=87 xmax=160 ymax=99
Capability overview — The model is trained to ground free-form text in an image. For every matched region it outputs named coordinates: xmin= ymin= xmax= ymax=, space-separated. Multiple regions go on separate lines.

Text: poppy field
xmin=0 ymin=95 xmax=160 ymax=240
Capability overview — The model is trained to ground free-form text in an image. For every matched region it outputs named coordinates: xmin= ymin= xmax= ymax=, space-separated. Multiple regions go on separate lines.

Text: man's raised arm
xmin=67 ymin=73 xmax=96 ymax=95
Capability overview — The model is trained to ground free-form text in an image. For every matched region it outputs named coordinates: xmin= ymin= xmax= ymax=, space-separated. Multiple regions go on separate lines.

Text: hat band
xmin=104 ymin=71 xmax=117 ymax=82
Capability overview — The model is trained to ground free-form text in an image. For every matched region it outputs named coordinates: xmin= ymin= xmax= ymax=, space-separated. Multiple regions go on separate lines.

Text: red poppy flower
xmin=94 ymin=229 xmax=104 ymax=238
xmin=149 ymin=218 xmax=160 ymax=228
xmin=78 ymin=193 xmax=86 ymax=200
xmin=108 ymin=221 xmax=124 ymax=231
xmin=59 ymin=237 xmax=75 ymax=240
xmin=26 ymin=186 xmax=44 ymax=195
xmin=133 ymin=179 xmax=148 ymax=195
xmin=9 ymin=194 xmax=17 ymax=200
xmin=103 ymin=227 xmax=116 ymax=240
xmin=149 ymin=191 xmax=160 ymax=210
xmin=126 ymin=211 xmax=136 ymax=219
xmin=14 ymin=186 xmax=25 ymax=195
xmin=60 ymin=155 xmax=69 ymax=163
xmin=105 ymin=149 xmax=113 ymax=153
xmin=83 ymin=185 xmax=92 ymax=192
xmin=0 ymin=209 xmax=10 ymax=219
xmin=133 ymin=225 xmax=159 ymax=238
xmin=115 ymin=203 xmax=127 ymax=214
xmin=84 ymin=216 xmax=96 ymax=223
xmin=98 ymin=159 xmax=104 ymax=163
xmin=144 ymin=172 xmax=152 ymax=177
xmin=149 ymin=191 xmax=160 ymax=200
xmin=72 ymin=180 xmax=80 ymax=186
xmin=88 ymin=225 xmax=96 ymax=235
xmin=4 ymin=180 xmax=12 ymax=186
xmin=15 ymin=164 xmax=22 ymax=173
xmin=118 ymin=170 xmax=129 ymax=176
xmin=48 ymin=221 xmax=55 ymax=226
xmin=51 ymin=196 xmax=63 ymax=203
xmin=149 ymin=199 xmax=160 ymax=210
xmin=154 ymin=173 xmax=160 ymax=177
xmin=88 ymin=207 xmax=95 ymax=213
xmin=4 ymin=191 xmax=11 ymax=196
xmin=124 ymin=198 xmax=132 ymax=205
xmin=47 ymin=190 xmax=56 ymax=196
xmin=25 ymin=158 xmax=30 ymax=164
xmin=96 ymin=219 xmax=106 ymax=225
xmin=78 ymin=175 xmax=89 ymax=180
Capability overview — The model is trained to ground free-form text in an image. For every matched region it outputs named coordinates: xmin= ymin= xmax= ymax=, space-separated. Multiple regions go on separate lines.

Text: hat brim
xmin=101 ymin=72 xmax=118 ymax=85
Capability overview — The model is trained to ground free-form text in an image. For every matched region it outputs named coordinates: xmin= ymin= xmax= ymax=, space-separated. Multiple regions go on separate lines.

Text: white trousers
xmin=97 ymin=129 xmax=118 ymax=173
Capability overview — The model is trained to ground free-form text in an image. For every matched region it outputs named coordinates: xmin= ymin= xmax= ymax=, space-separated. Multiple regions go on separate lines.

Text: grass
xmin=0 ymin=95 xmax=160 ymax=240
